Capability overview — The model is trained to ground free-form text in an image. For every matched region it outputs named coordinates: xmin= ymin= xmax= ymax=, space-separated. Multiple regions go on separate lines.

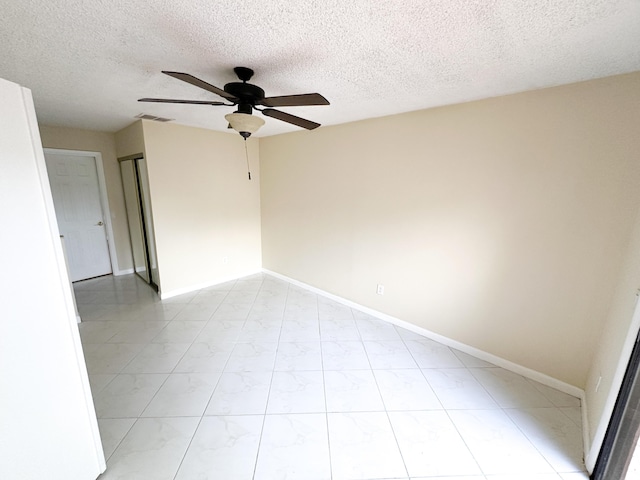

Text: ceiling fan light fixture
xmin=225 ymin=112 xmax=265 ymax=138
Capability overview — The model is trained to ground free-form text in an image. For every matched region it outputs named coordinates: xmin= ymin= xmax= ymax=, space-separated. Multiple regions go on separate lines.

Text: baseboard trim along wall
xmin=263 ymin=269 xmax=590 ymax=453
xmin=159 ymin=269 xmax=263 ymax=300
xmin=114 ymin=268 xmax=135 ymax=276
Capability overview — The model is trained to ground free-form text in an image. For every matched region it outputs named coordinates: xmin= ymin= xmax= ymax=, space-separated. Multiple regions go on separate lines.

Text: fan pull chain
xmin=244 ymin=139 xmax=251 ymax=180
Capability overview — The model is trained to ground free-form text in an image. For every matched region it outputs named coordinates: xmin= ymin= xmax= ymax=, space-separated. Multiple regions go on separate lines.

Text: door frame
xmin=591 ymin=315 xmax=640 ymax=478
xmin=587 ymin=293 xmax=640 ymax=471
xmin=43 ymin=148 xmax=120 ymax=278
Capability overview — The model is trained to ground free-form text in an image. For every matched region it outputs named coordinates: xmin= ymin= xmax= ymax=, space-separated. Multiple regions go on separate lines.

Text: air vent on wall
xmin=135 ymin=113 xmax=174 ymax=122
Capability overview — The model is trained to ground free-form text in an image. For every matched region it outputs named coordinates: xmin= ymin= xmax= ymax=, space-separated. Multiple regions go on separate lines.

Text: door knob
xmin=96 ymin=221 xmax=104 ymax=226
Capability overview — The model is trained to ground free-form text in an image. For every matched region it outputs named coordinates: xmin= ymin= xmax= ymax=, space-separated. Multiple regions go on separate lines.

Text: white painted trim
xmin=31 ymin=109 xmax=105 ymax=470
xmin=585 ymin=294 xmax=640 ymax=471
xmin=582 ymin=392 xmax=591 ymax=470
xmin=159 ymin=268 xmax=263 ymax=299
xmin=43 ymin=148 xmax=120 ymax=276
xmin=114 ymin=268 xmax=135 ymax=276
xmin=263 ymin=268 xmax=585 ymax=399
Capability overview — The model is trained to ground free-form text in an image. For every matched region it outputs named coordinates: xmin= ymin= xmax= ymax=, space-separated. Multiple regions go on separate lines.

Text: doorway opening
xmin=119 ymin=154 xmax=159 ymax=291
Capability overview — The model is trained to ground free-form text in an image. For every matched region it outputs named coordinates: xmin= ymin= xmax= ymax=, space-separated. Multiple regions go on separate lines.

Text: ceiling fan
xmin=139 ymin=67 xmax=330 ymax=138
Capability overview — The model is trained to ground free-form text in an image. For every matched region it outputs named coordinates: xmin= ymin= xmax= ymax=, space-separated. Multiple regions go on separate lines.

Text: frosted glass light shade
xmin=225 ymin=112 xmax=265 ymax=137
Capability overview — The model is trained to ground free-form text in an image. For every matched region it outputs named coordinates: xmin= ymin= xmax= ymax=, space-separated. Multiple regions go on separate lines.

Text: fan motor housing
xmin=224 ymin=82 xmax=265 ymax=105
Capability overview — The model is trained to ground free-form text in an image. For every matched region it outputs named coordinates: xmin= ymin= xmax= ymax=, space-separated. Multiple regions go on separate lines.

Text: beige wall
xmin=260 ymin=72 xmax=640 ymax=390
xmin=39 ymin=125 xmax=132 ymax=272
xmin=115 ymin=120 xmax=145 ymax=159
xmin=585 ymin=205 xmax=640 ymax=457
xmin=140 ymin=121 xmax=262 ymax=295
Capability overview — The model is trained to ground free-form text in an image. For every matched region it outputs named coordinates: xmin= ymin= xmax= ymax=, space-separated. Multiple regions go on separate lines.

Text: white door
xmin=0 ymin=77 xmax=104 ymax=479
xmin=44 ymin=152 xmax=112 ymax=281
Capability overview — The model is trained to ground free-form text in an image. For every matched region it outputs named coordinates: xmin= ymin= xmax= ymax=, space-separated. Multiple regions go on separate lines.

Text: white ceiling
xmin=2 ymin=0 xmax=639 ymax=137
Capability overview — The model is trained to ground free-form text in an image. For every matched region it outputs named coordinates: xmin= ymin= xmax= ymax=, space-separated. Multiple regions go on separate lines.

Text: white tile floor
xmin=76 ymin=273 xmax=589 ymax=480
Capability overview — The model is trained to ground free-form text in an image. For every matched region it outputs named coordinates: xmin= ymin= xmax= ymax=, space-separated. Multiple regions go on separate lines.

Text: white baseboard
xmin=263 ymin=268 xmax=585 ymax=400
xmin=160 ymin=269 xmax=262 ymax=299
xmin=113 ymin=268 xmax=134 ymax=276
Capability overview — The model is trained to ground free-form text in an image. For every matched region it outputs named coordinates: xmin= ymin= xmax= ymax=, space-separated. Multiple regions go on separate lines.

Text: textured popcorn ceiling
xmin=1 ymin=0 xmax=639 ymax=137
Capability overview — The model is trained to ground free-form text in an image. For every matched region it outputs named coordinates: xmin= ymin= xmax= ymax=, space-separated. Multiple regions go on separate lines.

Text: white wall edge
xmin=34 ymin=115 xmax=105 ymax=470
xmin=581 ymin=391 xmax=591 ymax=471
xmin=585 ymin=294 xmax=640 ymax=472
xmin=159 ymin=269 xmax=263 ymax=299
xmin=263 ymin=268 xmax=585 ymax=401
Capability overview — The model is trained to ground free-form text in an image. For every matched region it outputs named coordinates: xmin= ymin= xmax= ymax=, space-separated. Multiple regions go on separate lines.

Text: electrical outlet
xmin=376 ymin=284 xmax=385 ymax=295
xmin=222 ymin=256 xmax=229 ymax=264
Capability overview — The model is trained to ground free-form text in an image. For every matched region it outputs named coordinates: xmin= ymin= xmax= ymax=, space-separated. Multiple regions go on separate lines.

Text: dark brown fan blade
xmin=260 ymin=93 xmax=329 ymax=107
xmin=138 ymin=98 xmax=226 ymax=105
xmin=162 ymin=71 xmax=238 ymax=102
xmin=262 ymin=109 xmax=321 ymax=130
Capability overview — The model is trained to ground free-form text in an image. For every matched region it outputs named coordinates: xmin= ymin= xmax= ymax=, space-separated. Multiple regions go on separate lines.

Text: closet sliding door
xmin=120 ymin=155 xmax=158 ymax=290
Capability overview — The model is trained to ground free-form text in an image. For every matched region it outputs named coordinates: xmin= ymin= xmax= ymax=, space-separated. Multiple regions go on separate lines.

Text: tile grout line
xmin=316 ymin=293 xmax=335 ymax=480
xmin=395 ymin=323 xmax=488 ymax=478
xmin=251 ymin=277 xmax=286 ymax=480
xmin=97 ymin=277 xmax=234 ymax=477
xmin=469 ymin=367 xmax=587 ymax=473
xmin=358 ymin=315 xmax=411 ymax=480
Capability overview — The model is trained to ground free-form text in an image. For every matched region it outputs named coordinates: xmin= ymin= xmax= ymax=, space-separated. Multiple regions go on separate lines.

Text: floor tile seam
xmin=361 ymin=340 xmax=419 ymax=370
xmin=162 ymin=304 xmax=186 ymax=322
xmin=250 ymin=279 xmax=288 ymax=480
xmin=96 ymin=413 xmax=148 ymax=420
xmin=440 ymin=408 xmax=492 ymax=478
xmin=406 ymin=360 xmax=446 ymax=411
xmin=523 ymin=375 xmax=580 ymax=409
xmin=193 ymin=281 xmax=234 ymax=322
xmin=97 ymin=371 xmax=168 ymax=419
xmin=317 ymin=299 xmax=335 ymax=480
xmin=190 ymin=327 xmax=237 ymax=417
xmin=108 ymin=322 xmax=171 ymax=345
xmin=370 ymin=338 xmax=445 ymax=410
xmin=418 ymin=365 xmax=503 ymax=411
xmin=82 ymin=330 xmax=120 ymax=345
xmin=556 ymin=406 xmax=583 ymax=429
xmin=90 ymin=372 xmax=118 ymax=396
xmin=501 ymin=407 xmax=586 ymax=474
xmin=95 ymin=340 xmax=147 ymax=376
xmin=148 ymin=369 xmax=223 ymax=418
xmin=495 ymin=404 xmax=569 ymax=474
xmin=104 ymin=416 xmax=141 ymax=466
xmin=344 ymin=307 xmax=364 ymax=342
xmin=503 ymin=404 xmax=585 ymax=438
xmin=170 ymin=413 xmax=207 ymax=480
xmin=465 ymin=366 xmax=513 ymax=409
xmin=107 ymin=300 xmax=197 ymax=382
xmin=128 ymin=340 xmax=194 ymax=376
xmin=394 ymin=325 xmax=434 ymax=373
xmin=360 ymin=330 xmax=411 ymax=480
xmin=259 ymin=408 xmax=456 ymax=415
